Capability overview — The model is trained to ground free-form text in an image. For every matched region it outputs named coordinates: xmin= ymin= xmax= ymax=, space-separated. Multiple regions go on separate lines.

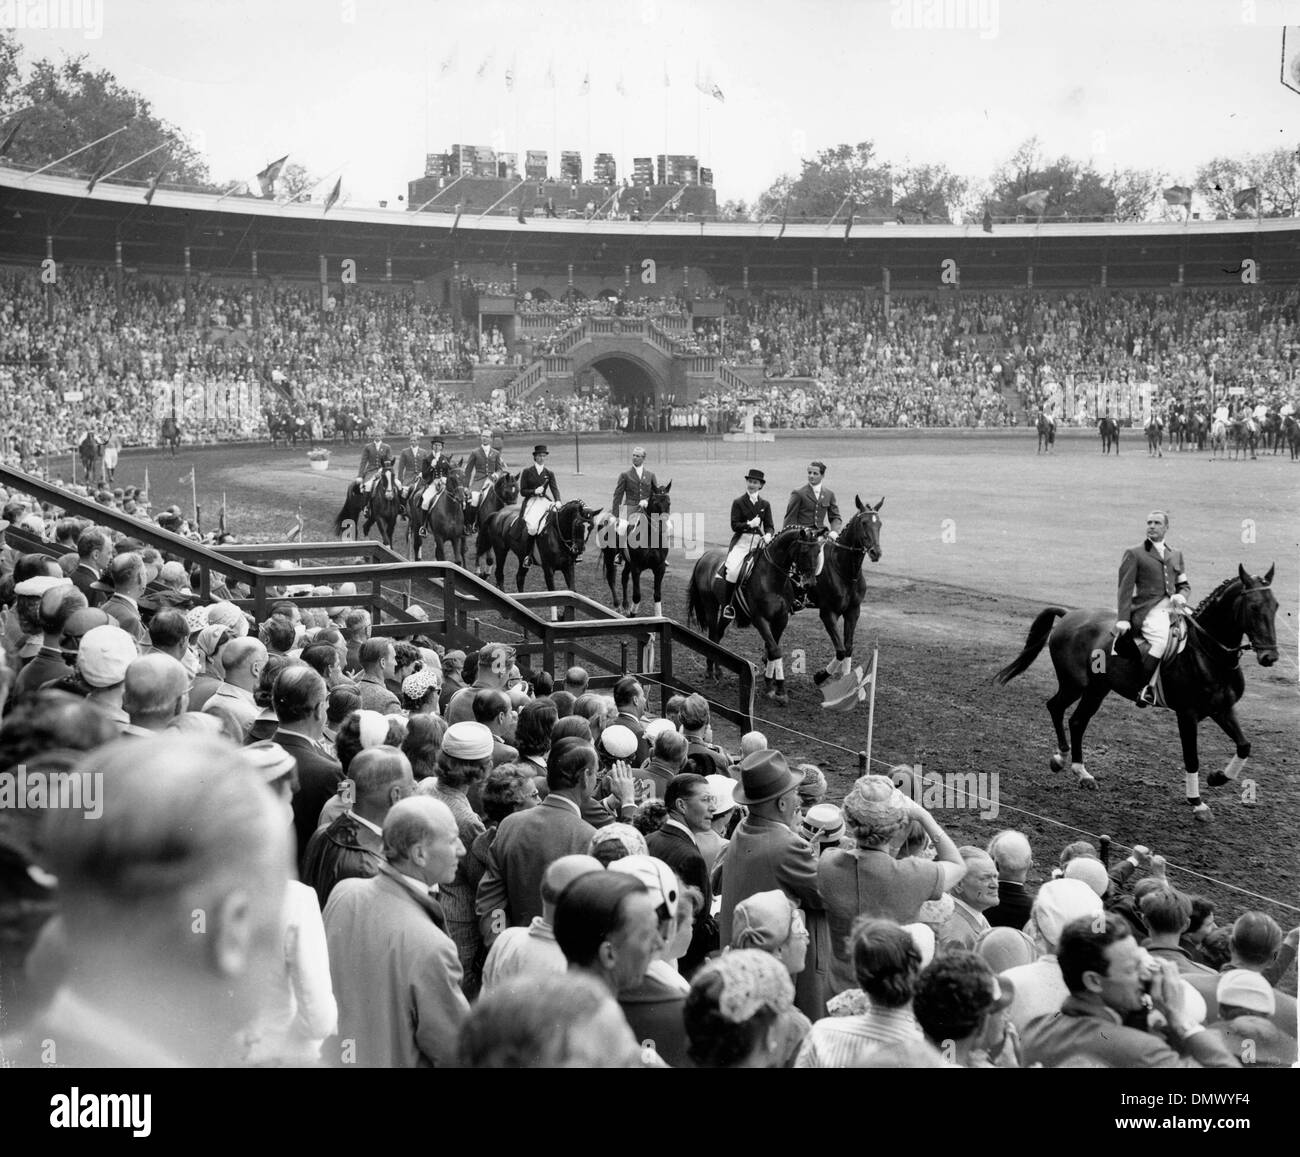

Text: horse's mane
xmin=1193 ymin=575 xmax=1239 ymax=618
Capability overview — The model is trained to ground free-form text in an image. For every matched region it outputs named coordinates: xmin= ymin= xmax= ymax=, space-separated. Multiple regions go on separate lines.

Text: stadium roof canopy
xmin=2 ymin=167 xmax=1298 ymax=291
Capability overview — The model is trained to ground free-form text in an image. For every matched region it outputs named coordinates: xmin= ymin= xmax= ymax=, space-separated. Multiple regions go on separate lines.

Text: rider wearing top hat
xmin=719 ymin=468 xmax=775 ymax=620
xmin=418 ymin=434 xmax=456 ymax=510
xmin=520 ymin=445 xmax=561 ymax=569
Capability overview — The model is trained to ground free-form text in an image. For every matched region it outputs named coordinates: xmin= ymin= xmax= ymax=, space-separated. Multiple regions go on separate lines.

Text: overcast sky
xmin=7 ymin=0 xmax=1300 ymax=205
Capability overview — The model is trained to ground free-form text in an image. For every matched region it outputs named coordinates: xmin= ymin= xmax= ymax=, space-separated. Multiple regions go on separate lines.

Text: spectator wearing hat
xmin=10 ymin=583 xmax=85 ymax=701
xmin=1140 ymin=887 xmax=1219 ymax=977
xmin=732 ymin=891 xmax=813 ymax=984
xmin=648 ymin=773 xmax=718 ymax=973
xmin=459 ymin=971 xmax=642 ymax=1068
xmin=122 ymin=654 xmax=191 ymax=734
xmin=271 ymin=668 xmax=344 ymax=867
xmin=819 ymin=775 xmax=966 ymax=997
xmin=71 ymin=527 xmax=112 ymax=606
xmin=446 ymin=642 xmax=514 ymax=724
xmin=914 ymin=951 xmax=1020 ymax=1068
xmin=1183 ymin=913 xmax=1298 ymax=1035
xmin=719 ymin=748 xmax=829 ymax=1020
xmin=402 ymin=666 xmax=441 ymax=715
xmin=611 ymin=675 xmax=650 ymax=765
xmin=685 ymin=949 xmax=806 ymax=1069
xmin=480 ymin=854 xmax=602 ymax=994
xmin=518 ymin=444 xmax=560 ymax=569
xmin=797 ymin=918 xmax=926 ymax=1067
xmin=96 ymin=553 xmax=149 ymax=646
xmin=589 ymin=823 xmax=649 ymax=865
xmin=75 ymin=624 xmax=139 ymax=727
xmin=1022 ymin=913 xmax=1238 ymax=1068
xmin=324 ymin=796 xmax=470 ymax=1067
xmin=6 ymin=567 xmax=63 ymax=669
xmin=476 ymin=736 xmax=603 ymax=944
xmin=937 ymin=847 xmax=1001 ymax=952
xmin=984 ymin=830 xmax=1036 ymax=930
xmin=798 ymin=803 xmax=845 ymax=855
xmin=679 ymin=693 xmax=731 ymax=777
xmin=301 ymin=747 xmax=416 ymax=908
xmin=1205 ymin=971 xmax=1297 ymax=1067
xmin=719 ymin=467 xmax=775 ymax=619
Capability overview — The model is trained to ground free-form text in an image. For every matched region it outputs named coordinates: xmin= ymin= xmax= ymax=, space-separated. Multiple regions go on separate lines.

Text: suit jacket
xmin=420 ymin=451 xmax=454 ymax=481
xmin=784 ymin=484 xmax=841 ymax=533
xmin=356 ymin=442 xmax=391 ymax=481
xmin=71 ymin=564 xmax=104 ymax=606
xmin=1117 ymin=539 xmax=1190 ymax=628
xmin=614 ymin=711 xmax=650 ymax=766
xmin=276 ymin=728 xmax=345 ymax=870
xmin=101 ymin=594 xmax=148 ymax=645
xmin=356 ymin=674 xmax=401 ymax=715
xmin=718 ymin=814 xmax=828 ymax=1018
xmin=647 ymin=821 xmax=717 ymax=971
xmin=465 ymin=447 xmax=505 ymax=487
xmin=611 ymin=467 xmax=658 ymax=514
xmin=323 ymin=863 xmax=469 ymax=1067
xmin=301 ymin=812 xmax=385 ymax=908
xmin=395 ymin=446 xmax=423 ymax=486
xmin=475 ymin=795 xmax=595 ymax=942
xmin=729 ymin=493 xmax=775 ymax=548
xmin=986 ymin=880 xmax=1035 ymax=930
xmin=519 ymin=464 xmax=560 ymax=502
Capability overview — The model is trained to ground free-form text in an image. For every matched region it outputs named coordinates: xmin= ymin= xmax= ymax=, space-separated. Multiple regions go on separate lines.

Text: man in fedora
xmin=718 ymin=467 xmax=774 ymax=620
xmin=719 ymin=748 xmax=829 ymax=1019
xmin=519 ymin=445 xmax=560 ymax=570
xmin=418 ymin=434 xmax=456 ymax=513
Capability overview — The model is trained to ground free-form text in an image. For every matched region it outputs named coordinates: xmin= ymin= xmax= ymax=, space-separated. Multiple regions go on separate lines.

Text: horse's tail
xmin=333 ymin=482 xmax=357 ymax=536
xmin=993 ymin=607 xmax=1067 ymax=684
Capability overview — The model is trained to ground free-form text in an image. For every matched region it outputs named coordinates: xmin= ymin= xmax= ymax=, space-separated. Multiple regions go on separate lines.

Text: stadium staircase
xmin=0 ymin=463 xmax=759 ymax=731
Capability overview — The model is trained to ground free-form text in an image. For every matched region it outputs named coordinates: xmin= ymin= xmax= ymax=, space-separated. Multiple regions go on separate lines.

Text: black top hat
xmin=745 ymin=469 xmax=766 ymax=484
xmin=533 ymin=445 xmax=549 ymax=456
xmin=430 ymin=434 xmax=445 ymax=444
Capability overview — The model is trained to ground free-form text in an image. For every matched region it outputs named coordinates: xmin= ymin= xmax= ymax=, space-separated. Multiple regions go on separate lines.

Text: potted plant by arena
xmin=307 ymin=447 xmax=331 ymax=471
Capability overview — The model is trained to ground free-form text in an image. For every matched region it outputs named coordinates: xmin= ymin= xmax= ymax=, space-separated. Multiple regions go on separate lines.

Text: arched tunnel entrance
xmin=583 ymin=354 xmax=662 ymax=407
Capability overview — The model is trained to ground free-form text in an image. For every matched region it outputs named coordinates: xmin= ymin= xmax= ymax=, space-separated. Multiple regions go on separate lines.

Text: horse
xmin=1167 ymin=410 xmax=1185 ymax=452
xmin=1144 ymin=418 xmax=1163 ymax=458
xmin=1261 ymin=409 xmax=1282 ymax=454
xmin=687 ymin=526 xmax=824 ymax=707
xmin=804 ymin=497 xmax=884 ymax=684
xmin=1036 ymin=414 xmax=1056 ymax=454
xmin=409 ymin=463 xmax=466 ymax=565
xmin=1230 ymin=417 xmax=1259 ymax=461
xmin=598 ymin=482 xmax=672 ymax=617
xmin=333 ymin=462 xmax=402 ymax=547
xmin=1283 ymin=414 xmax=1300 ymax=460
xmin=160 ymin=416 xmax=180 ymax=457
xmin=471 ymin=472 xmax=521 ymax=578
xmin=993 ymin=565 xmax=1278 ymax=822
xmin=1098 ymin=416 xmax=1120 ymax=454
xmin=482 ymin=498 xmax=602 ymax=595
xmin=1208 ymin=418 xmax=1229 ymax=460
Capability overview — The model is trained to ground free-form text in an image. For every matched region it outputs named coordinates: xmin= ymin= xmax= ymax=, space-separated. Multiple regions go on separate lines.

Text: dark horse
xmin=687 ymin=526 xmax=823 ymax=707
xmin=1098 ymin=415 xmax=1120 ymax=454
xmin=1144 ymin=417 xmax=1163 ymax=458
xmin=598 ymin=482 xmax=673 ymax=617
xmin=483 ymin=498 xmax=602 ymax=595
xmin=333 ymin=461 xmax=402 ymax=548
xmin=160 ymin=415 xmax=180 ymax=457
xmin=471 ymin=472 xmax=520 ymax=578
xmin=807 ymin=497 xmax=884 ymax=684
xmin=1283 ymin=414 xmax=1300 ymax=461
xmin=1230 ymin=417 xmax=1259 ymax=461
xmin=994 ymin=565 xmax=1279 ymax=822
xmin=409 ymin=463 xmax=466 ymax=564
xmin=1036 ymin=414 xmax=1055 ymax=454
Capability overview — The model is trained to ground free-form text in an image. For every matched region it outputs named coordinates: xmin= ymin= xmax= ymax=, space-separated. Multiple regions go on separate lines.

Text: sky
xmin=6 ymin=0 xmax=1300 ymax=207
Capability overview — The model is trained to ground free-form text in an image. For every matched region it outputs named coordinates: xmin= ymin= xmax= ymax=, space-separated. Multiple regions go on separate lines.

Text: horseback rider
xmin=719 ymin=468 xmax=774 ymax=620
xmin=519 ymin=445 xmax=560 ymax=570
xmin=464 ymin=428 xmax=507 ymax=521
xmin=1115 ymin=510 xmax=1191 ymax=707
xmin=784 ymin=460 xmax=841 ymax=604
xmin=356 ymin=432 xmax=392 ymax=495
xmin=611 ymin=446 xmax=658 ymax=523
xmin=395 ymin=431 xmax=424 ymax=498
xmin=417 ymin=434 xmax=455 ymax=511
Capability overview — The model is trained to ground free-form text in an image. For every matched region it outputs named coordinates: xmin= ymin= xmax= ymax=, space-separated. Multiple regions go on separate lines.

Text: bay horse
xmin=482 ymin=498 xmax=602 ymax=595
xmin=993 ymin=565 xmax=1279 ymax=822
xmin=1261 ymin=409 xmax=1282 ymax=454
xmin=1098 ymin=416 xmax=1120 ymax=454
xmin=687 ymin=525 xmax=823 ymax=706
xmin=807 ymin=497 xmax=884 ymax=684
xmin=1144 ymin=418 xmax=1163 ymax=458
xmin=1036 ymin=414 xmax=1055 ymax=454
xmin=471 ymin=472 xmax=520 ymax=578
xmin=160 ymin=415 xmax=180 ymax=457
xmin=333 ymin=462 xmax=402 ymax=547
xmin=1167 ymin=410 xmax=1185 ymax=452
xmin=409 ymin=462 xmax=466 ymax=564
xmin=1230 ymin=417 xmax=1259 ymax=461
xmin=598 ymin=481 xmax=672 ymax=617
xmin=1283 ymin=414 xmax=1300 ymax=460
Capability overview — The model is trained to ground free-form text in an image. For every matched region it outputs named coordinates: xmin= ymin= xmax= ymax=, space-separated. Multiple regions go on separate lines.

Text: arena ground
xmin=100 ymin=426 xmax=1299 ymax=940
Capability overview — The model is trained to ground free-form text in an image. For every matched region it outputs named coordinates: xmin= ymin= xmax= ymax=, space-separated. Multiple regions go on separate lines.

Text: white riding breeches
xmin=725 ymin=535 xmax=761 ymax=581
xmin=812 ymin=542 xmax=825 ymax=577
xmin=1141 ymin=599 xmax=1173 ymax=658
xmin=524 ymin=497 xmax=555 ymax=535
xmin=420 ymin=477 xmax=446 ymax=510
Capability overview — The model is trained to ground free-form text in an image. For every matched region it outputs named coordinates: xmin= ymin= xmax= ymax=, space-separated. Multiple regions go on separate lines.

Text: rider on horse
xmin=610 ymin=445 xmax=658 ymax=534
xmin=395 ymin=431 xmax=425 ymax=498
xmin=415 ymin=434 xmax=455 ymax=506
xmin=783 ymin=460 xmax=841 ymax=607
xmin=719 ymin=468 xmax=775 ymax=620
xmin=519 ymin=445 xmax=560 ymax=570
xmin=356 ymin=433 xmax=393 ymax=495
xmin=461 ymin=429 xmax=507 ymax=521
xmin=1115 ymin=510 xmax=1191 ymax=707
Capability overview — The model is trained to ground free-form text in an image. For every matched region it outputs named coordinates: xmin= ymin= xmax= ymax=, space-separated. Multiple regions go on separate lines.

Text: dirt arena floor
xmin=104 ymin=426 xmax=1299 ymax=933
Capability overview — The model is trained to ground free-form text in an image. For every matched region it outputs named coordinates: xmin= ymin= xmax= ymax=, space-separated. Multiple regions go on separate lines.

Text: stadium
xmin=0 ymin=4 xmax=1296 ymax=1091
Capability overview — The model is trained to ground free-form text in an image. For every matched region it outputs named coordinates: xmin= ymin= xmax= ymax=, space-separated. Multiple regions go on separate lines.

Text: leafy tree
xmin=279 ymin=161 xmax=319 ymax=203
xmin=1253 ymin=147 xmax=1300 ymax=218
xmin=986 ymin=137 xmax=1116 ymax=221
xmin=1106 ymin=167 xmax=1166 ymax=222
xmin=1195 ymin=155 xmax=1252 ymax=218
xmin=891 ymin=162 xmax=967 ymax=223
xmin=754 ymin=142 xmax=892 ymax=221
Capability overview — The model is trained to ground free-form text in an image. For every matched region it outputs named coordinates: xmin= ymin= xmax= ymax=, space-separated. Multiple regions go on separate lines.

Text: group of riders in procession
xmin=265 ymin=402 xmax=372 ymax=446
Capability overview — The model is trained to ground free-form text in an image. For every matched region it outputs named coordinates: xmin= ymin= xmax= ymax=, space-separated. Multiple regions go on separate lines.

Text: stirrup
xmin=1136 ymin=684 xmax=1156 ymax=708
xmin=721 ymin=603 xmax=736 ymax=620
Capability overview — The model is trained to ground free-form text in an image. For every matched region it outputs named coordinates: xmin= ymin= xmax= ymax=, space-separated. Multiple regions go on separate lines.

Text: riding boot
xmin=1135 ymin=651 xmax=1161 ymax=708
xmin=721 ymin=580 xmax=737 ymax=619
xmin=521 ymin=536 xmax=534 ymax=569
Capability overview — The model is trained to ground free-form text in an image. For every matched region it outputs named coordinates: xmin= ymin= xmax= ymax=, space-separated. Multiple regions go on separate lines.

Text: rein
xmin=759 ymin=531 xmax=818 ymax=583
xmin=549 ymin=503 xmax=592 ymax=557
xmin=1185 ymin=582 xmax=1274 ymax=657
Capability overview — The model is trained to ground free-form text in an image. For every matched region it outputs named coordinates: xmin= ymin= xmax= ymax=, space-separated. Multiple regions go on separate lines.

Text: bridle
xmin=824 ymin=512 xmax=876 ymax=571
xmin=1183 ymin=581 xmax=1275 ymax=655
xmin=549 ymin=501 xmax=594 ymax=558
xmin=760 ymin=528 xmax=820 ymax=582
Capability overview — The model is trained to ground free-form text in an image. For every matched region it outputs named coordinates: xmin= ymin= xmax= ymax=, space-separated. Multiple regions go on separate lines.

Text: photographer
xmin=1022 ymin=912 xmax=1238 ymax=1068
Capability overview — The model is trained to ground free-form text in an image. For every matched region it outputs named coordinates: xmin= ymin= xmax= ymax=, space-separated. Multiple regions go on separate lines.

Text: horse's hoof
xmin=1049 ymin=753 xmax=1067 ymax=772
xmin=1072 ymin=764 xmax=1096 ymax=789
xmin=774 ymin=694 xmax=788 ymax=707
xmin=764 ymin=687 xmax=777 ymax=700
xmin=812 ymin=669 xmax=831 ymax=687
xmin=1192 ymin=803 xmax=1213 ymax=823
xmin=1206 ymin=771 xmax=1228 ymax=788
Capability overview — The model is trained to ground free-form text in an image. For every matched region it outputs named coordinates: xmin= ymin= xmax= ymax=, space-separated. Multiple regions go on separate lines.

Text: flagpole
xmin=414 ymin=172 xmax=466 ymax=213
xmin=23 ymin=125 xmax=129 ymax=180
xmin=864 ymin=647 xmax=879 ymax=769
xmin=477 ymin=178 xmax=526 ymax=220
xmin=98 ymin=142 xmax=171 ymax=183
xmin=191 ymin=468 xmax=199 ymax=530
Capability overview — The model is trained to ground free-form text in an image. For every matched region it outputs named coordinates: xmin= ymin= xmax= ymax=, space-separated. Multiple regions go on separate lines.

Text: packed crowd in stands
xmin=0 ymin=483 xmax=1294 ymax=1068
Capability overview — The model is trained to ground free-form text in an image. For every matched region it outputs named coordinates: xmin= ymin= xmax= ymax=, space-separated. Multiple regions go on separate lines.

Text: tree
xmin=0 ymin=32 xmax=212 ymax=189
xmin=890 ymin=162 xmax=968 ymax=223
xmin=1253 ymin=147 xmax=1300 ymax=218
xmin=986 ymin=137 xmax=1116 ymax=221
xmin=754 ymin=141 xmax=892 ymax=221
xmin=1106 ymin=167 xmax=1166 ymax=222
xmin=718 ymin=198 xmax=751 ymax=221
xmin=279 ymin=161 xmax=319 ymax=203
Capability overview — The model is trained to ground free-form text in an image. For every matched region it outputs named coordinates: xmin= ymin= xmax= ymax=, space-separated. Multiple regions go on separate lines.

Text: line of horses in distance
xmin=1038 ymin=410 xmax=1300 ymax=459
xmin=329 ymin=457 xmax=1281 ymax=825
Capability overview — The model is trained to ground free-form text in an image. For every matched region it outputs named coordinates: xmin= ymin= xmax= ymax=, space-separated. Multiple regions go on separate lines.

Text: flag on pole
xmin=711 ymin=84 xmax=725 ymax=103
xmin=257 ymin=154 xmax=288 ymax=198
xmin=143 ymin=164 xmax=167 ymax=205
xmin=86 ymin=150 xmax=116 ymax=194
xmin=450 ymin=203 xmax=463 ymax=235
xmin=0 ymin=118 xmax=21 ymax=158
xmin=323 ymin=177 xmax=342 ymax=214
xmin=616 ymin=74 xmax=626 ymax=98
xmin=545 ymin=59 xmax=556 ymax=88
xmin=1016 ymin=189 xmax=1050 ymax=215
xmin=219 ymin=492 xmax=227 ymax=538
xmin=286 ymin=508 xmax=303 ymax=542
xmin=844 ymin=197 xmax=855 ymax=241
xmin=1162 ymin=185 xmax=1192 ymax=207
xmin=143 ymin=466 xmax=149 ymax=501
xmin=1233 ymin=186 xmax=1259 ymax=211
xmin=180 ymin=467 xmax=195 ymax=486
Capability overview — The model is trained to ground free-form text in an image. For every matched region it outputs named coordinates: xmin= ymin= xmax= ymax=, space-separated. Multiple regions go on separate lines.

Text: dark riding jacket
xmin=1117 ymin=540 xmax=1190 ymax=629
xmin=729 ymin=493 xmax=774 ymax=548
xmin=520 ymin=465 xmax=560 ymax=503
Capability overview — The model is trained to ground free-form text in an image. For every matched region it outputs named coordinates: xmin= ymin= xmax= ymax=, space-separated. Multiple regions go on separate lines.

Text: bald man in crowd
xmin=985 ymin=830 xmax=1036 ymax=930
xmin=0 ymin=736 xmax=291 ymax=1066
xmin=204 ymin=636 xmax=268 ymax=741
xmin=123 ymin=654 xmax=191 ymax=733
